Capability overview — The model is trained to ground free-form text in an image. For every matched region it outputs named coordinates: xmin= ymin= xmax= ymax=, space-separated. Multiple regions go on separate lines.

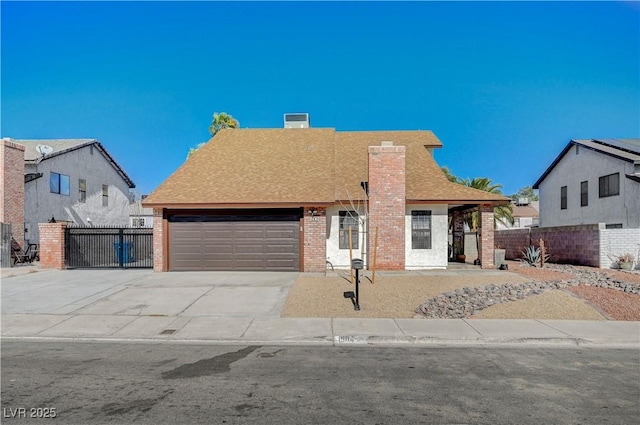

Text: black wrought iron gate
xmin=65 ymin=227 xmax=153 ymax=269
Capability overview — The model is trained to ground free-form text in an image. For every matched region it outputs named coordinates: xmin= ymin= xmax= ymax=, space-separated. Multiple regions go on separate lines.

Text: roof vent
xmin=284 ymin=113 xmax=310 ymax=128
xmin=381 ymin=141 xmax=394 ymax=147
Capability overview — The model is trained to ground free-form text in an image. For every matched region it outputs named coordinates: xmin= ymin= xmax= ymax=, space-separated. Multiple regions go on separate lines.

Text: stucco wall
xmin=326 ymin=205 xmax=366 ymax=269
xmin=405 ymin=204 xmax=448 ymax=269
xmin=25 ymin=144 xmax=132 ymax=243
xmin=538 ymin=144 xmax=640 ymax=228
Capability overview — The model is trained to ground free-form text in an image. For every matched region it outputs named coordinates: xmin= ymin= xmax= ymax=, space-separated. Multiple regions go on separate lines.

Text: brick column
xmin=303 ymin=207 xmax=326 ymax=272
xmin=1 ymin=140 xmax=25 ymax=248
xmin=478 ymin=204 xmax=495 ymax=269
xmin=152 ymin=208 xmax=167 ymax=272
xmin=368 ymin=144 xmax=405 ymax=270
xmin=38 ymin=222 xmax=67 ymax=269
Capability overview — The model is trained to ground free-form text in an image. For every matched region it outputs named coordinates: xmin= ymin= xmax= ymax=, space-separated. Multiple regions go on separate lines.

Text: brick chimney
xmin=368 ymin=142 xmax=406 ymax=270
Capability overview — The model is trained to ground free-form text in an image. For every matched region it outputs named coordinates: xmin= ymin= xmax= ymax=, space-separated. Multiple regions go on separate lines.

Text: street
xmin=1 ymin=341 xmax=638 ymax=424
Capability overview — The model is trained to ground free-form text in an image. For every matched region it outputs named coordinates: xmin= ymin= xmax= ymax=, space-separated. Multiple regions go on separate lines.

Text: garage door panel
xmin=170 ymin=220 xmax=299 ymax=271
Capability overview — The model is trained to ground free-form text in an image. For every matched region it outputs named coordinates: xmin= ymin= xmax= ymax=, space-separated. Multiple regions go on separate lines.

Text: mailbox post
xmin=344 ymin=258 xmax=363 ymax=311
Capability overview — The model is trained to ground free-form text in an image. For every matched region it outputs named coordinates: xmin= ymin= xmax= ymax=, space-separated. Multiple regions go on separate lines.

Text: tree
xmin=209 ymin=112 xmax=239 ymax=136
xmin=187 ymin=112 xmax=240 ymax=159
xmin=458 ymin=177 xmax=514 ymax=229
xmin=511 ymin=185 xmax=539 ymax=202
xmin=440 ymin=166 xmax=458 ymax=183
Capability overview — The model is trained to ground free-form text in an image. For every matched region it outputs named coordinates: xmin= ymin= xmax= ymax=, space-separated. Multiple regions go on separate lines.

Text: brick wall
xmin=495 ymin=224 xmax=602 ymax=266
xmin=368 ymin=144 xmax=405 ymax=270
xmin=152 ymin=208 xmax=166 ymax=271
xmin=303 ymin=207 xmax=327 ymax=272
xmin=1 ymin=140 xmax=25 ymax=248
xmin=38 ymin=222 xmax=66 ymax=269
xmin=478 ymin=204 xmax=495 ymax=269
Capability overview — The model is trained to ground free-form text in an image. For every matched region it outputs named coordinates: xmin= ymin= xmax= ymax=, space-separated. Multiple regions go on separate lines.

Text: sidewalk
xmin=2 ymin=268 xmax=639 ymax=348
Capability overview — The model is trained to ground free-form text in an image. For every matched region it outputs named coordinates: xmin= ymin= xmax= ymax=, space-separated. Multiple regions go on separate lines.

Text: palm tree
xmin=187 ymin=112 xmax=240 ymax=159
xmin=458 ymin=177 xmax=514 ymax=230
xmin=209 ymin=112 xmax=239 ymax=136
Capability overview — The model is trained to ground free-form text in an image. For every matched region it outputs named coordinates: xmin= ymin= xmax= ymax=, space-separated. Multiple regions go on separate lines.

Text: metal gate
xmin=65 ymin=226 xmax=153 ymax=269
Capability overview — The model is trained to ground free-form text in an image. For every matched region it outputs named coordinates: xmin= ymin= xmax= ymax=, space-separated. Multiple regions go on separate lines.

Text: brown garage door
xmin=169 ymin=221 xmax=300 ymax=271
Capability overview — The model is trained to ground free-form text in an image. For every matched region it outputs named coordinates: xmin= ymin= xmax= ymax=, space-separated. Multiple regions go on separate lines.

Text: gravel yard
xmin=281 ymin=261 xmax=640 ymax=320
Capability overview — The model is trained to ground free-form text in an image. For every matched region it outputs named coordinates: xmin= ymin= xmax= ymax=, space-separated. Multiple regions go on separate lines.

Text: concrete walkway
xmin=2 ymin=268 xmax=639 ymax=348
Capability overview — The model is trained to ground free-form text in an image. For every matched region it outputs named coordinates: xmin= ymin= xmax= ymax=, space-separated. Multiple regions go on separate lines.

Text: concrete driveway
xmin=1 ymin=269 xmax=298 ymax=318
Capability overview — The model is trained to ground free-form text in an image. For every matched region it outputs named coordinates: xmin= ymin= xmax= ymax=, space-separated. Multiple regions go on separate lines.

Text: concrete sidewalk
xmin=1 ymin=268 xmax=639 ymax=348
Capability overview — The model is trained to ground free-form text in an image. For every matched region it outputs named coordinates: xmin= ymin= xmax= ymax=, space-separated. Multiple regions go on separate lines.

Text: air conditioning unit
xmin=284 ymin=113 xmax=310 ymax=128
xmin=517 ymin=197 xmax=530 ymax=205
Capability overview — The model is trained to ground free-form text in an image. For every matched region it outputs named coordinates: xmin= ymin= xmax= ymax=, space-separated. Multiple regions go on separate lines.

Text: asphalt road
xmin=1 ymin=341 xmax=638 ymax=425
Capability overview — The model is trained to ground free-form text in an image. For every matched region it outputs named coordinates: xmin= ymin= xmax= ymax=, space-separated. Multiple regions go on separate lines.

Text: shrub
xmin=521 ymin=245 xmax=550 ymax=267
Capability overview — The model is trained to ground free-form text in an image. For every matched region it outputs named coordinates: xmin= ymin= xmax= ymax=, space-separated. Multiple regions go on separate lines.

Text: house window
xmin=411 ymin=210 xmax=432 ymax=249
xmin=560 ymin=186 xmax=567 ymax=210
xmin=50 ymin=172 xmax=70 ymax=195
xmin=599 ymin=173 xmax=619 ymax=198
xmin=79 ymin=179 xmax=86 ymax=203
xmin=605 ymin=223 xmax=623 ymax=229
xmin=339 ymin=211 xmax=359 ymax=249
xmin=580 ymin=181 xmax=588 ymax=207
xmin=102 ymin=185 xmax=109 ymax=207
xmin=131 ymin=218 xmax=145 ymax=227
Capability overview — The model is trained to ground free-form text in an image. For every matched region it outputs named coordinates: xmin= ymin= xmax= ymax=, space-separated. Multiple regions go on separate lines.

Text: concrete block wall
xmin=599 ymin=227 xmax=640 ymax=269
xmin=367 ymin=144 xmax=405 ymax=270
xmin=494 ymin=228 xmax=532 ymax=260
xmin=303 ymin=207 xmax=327 ymax=272
xmin=1 ymin=140 xmax=25 ymax=248
xmin=38 ymin=222 xmax=66 ymax=269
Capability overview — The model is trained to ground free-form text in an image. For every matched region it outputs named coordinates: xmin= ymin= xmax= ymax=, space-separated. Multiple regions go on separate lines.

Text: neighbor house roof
xmin=533 ymin=138 xmax=640 ymax=189
xmin=8 ymin=138 xmax=135 ymax=188
xmin=143 ymin=128 xmax=509 ymax=208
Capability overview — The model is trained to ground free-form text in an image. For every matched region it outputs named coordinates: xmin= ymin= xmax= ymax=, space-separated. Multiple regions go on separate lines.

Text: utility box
xmin=352 ymin=258 xmax=364 ymax=270
xmin=494 ymin=249 xmax=506 ymax=269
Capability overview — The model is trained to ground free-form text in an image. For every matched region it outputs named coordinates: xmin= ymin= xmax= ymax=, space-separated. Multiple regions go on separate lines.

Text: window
xmin=102 ymin=185 xmax=109 ymax=207
xmin=580 ymin=181 xmax=588 ymax=207
xmin=131 ymin=218 xmax=146 ymax=227
xmin=411 ymin=210 xmax=432 ymax=249
xmin=605 ymin=223 xmax=623 ymax=229
xmin=599 ymin=173 xmax=619 ymax=198
xmin=560 ymin=186 xmax=567 ymax=210
xmin=50 ymin=172 xmax=70 ymax=195
xmin=339 ymin=211 xmax=359 ymax=249
xmin=79 ymin=179 xmax=86 ymax=203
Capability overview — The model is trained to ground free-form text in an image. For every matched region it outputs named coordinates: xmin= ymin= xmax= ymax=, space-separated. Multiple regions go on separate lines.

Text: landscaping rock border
xmin=414 ymin=264 xmax=640 ymax=319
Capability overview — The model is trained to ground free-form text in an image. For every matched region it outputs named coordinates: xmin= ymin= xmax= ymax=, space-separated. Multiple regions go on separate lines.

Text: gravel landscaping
xmin=281 ymin=261 xmax=640 ymax=320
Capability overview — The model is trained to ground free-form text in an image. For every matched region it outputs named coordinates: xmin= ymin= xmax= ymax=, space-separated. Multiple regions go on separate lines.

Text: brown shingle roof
xmin=143 ymin=128 xmax=509 ymax=207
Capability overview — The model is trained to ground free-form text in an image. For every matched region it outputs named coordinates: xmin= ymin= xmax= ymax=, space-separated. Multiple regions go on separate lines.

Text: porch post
xmin=303 ymin=206 xmax=327 ymax=272
xmin=479 ymin=204 xmax=495 ymax=269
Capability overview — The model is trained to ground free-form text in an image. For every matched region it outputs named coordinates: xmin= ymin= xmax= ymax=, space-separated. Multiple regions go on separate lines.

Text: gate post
xmin=118 ymin=228 xmax=124 ymax=268
xmin=39 ymin=222 xmax=67 ymax=269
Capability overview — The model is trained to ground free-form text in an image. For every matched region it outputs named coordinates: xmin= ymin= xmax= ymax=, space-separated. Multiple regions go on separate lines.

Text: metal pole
xmin=354 ymin=267 xmax=360 ymax=311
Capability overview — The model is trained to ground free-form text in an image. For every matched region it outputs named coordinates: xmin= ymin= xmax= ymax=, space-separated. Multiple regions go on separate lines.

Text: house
xmin=495 ymin=199 xmax=539 ymax=230
xmin=533 ymin=139 xmax=640 ymax=229
xmin=143 ymin=122 xmax=510 ymax=272
xmin=129 ymin=196 xmax=154 ymax=228
xmin=5 ymin=138 xmax=136 ymax=244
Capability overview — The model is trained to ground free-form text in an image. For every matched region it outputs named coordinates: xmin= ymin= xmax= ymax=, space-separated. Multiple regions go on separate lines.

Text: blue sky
xmin=2 ymin=1 xmax=639 ymax=197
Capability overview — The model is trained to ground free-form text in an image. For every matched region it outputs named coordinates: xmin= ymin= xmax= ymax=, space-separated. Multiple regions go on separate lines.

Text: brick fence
xmin=495 ymin=224 xmax=640 ymax=268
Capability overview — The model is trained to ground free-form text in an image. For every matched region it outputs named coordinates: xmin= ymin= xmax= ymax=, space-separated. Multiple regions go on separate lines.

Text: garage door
xmin=169 ymin=221 xmax=300 ymax=271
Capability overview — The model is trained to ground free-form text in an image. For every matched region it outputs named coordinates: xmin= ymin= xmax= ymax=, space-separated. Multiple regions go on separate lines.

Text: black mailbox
xmin=352 ymin=258 xmax=364 ymax=270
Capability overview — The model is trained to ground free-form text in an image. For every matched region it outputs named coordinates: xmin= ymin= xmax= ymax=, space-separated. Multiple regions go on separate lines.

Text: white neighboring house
xmin=495 ymin=199 xmax=539 ymax=230
xmin=129 ymin=196 xmax=153 ymax=228
xmin=533 ymin=139 xmax=640 ymax=229
xmin=11 ymin=138 xmax=136 ymax=243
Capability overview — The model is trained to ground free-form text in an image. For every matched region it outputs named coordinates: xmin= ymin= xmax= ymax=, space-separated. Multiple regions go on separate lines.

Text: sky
xmin=2 ymin=1 xmax=639 ymax=197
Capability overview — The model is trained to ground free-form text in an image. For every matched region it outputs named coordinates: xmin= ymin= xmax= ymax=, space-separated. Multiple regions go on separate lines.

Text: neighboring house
xmin=129 ymin=196 xmax=153 ymax=228
xmin=533 ymin=139 xmax=640 ymax=229
xmin=496 ymin=199 xmax=539 ymax=230
xmin=143 ymin=121 xmax=509 ymax=272
xmin=6 ymin=138 xmax=136 ymax=244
